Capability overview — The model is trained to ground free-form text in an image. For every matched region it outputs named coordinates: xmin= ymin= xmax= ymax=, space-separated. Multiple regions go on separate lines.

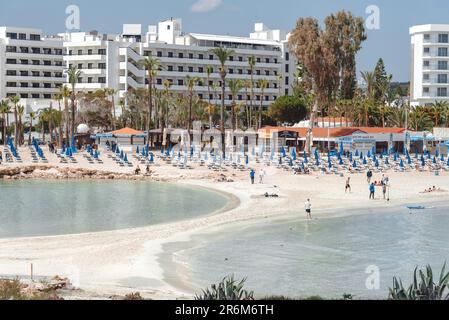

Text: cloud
xmin=190 ymin=0 xmax=223 ymax=13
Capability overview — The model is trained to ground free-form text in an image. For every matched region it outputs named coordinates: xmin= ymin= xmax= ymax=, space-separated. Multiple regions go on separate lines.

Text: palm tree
xmin=53 ymin=93 xmax=64 ymax=147
xmin=429 ymin=101 xmax=447 ymax=127
xmin=0 ymin=100 xmax=10 ymax=146
xmin=59 ymin=85 xmax=71 ymax=147
xmin=228 ymin=79 xmax=243 ymax=131
xmin=257 ymin=79 xmax=269 ymax=129
xmin=206 ymin=66 xmax=214 ymax=129
xmin=8 ymin=95 xmax=20 ymax=147
xmin=186 ymin=76 xmax=201 ymax=134
xmin=210 ymin=47 xmax=235 ymax=159
xmin=28 ymin=112 xmax=36 ymax=145
xmin=242 ymin=79 xmax=252 ymax=128
xmin=139 ymin=56 xmax=161 ymax=141
xmin=17 ymin=105 xmax=25 ymax=145
xmin=361 ymin=71 xmax=376 ymax=126
xmin=105 ymin=88 xmax=118 ymax=130
xmin=248 ymin=56 xmax=256 ymax=128
xmin=66 ymin=66 xmax=82 ymax=145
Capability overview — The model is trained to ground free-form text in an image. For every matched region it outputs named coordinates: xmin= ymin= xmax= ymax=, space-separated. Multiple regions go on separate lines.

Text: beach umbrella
xmin=407 ymin=156 xmax=412 ymax=165
xmin=94 ymin=151 xmax=99 ymax=159
xmin=65 ymin=147 xmax=70 ymax=157
xmin=353 ymin=160 xmax=357 ymax=169
xmin=415 ymin=150 xmax=418 ymax=159
xmin=441 ymin=154 xmax=445 ymax=162
xmin=433 ymin=156 xmax=437 ymax=164
xmin=289 ymin=158 xmax=294 ymax=167
xmin=373 ymin=154 xmax=377 ymax=163
xmin=363 ymin=157 xmax=367 ymax=165
xmin=328 ymin=157 xmax=332 ymax=169
xmin=427 ymin=150 xmax=431 ymax=159
xmin=316 ymin=158 xmax=320 ymax=166
xmin=349 ymin=153 xmax=353 ymax=163
xmin=372 ymin=146 xmax=376 ymax=156
xmin=246 ymin=155 xmax=249 ymax=166
xmin=375 ymin=159 xmax=379 ymax=168
xmin=149 ymin=153 xmax=154 ymax=163
xmin=385 ymin=157 xmax=389 ymax=165
xmin=380 ymin=153 xmax=383 ymax=160
xmin=399 ymin=159 xmax=404 ymax=168
xmin=340 ymin=142 xmax=344 ymax=153
xmin=421 ymin=156 xmax=425 ymax=167
xmin=120 ymin=150 xmax=124 ymax=160
xmin=360 ymin=151 xmax=363 ymax=160
xmin=367 ymin=150 xmax=371 ymax=158
xmin=116 ymin=146 xmax=120 ymax=154
xmin=136 ymin=146 xmax=140 ymax=155
xmin=339 ymin=157 xmax=344 ymax=166
xmin=355 ymin=150 xmax=359 ymax=157
xmin=124 ymin=154 xmax=128 ymax=162
xmin=447 ymin=157 xmax=449 ymax=167
xmin=394 ymin=153 xmax=398 ymax=162
xmin=436 ymin=149 xmax=440 ymax=158
xmin=281 ymin=147 xmax=286 ymax=158
xmin=292 ymin=148 xmax=297 ymax=161
xmin=314 ymin=150 xmax=319 ymax=161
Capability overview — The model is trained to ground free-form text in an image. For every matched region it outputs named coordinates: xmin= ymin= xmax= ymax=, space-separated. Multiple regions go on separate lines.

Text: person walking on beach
xmin=367 ymin=170 xmax=373 ymax=184
xmin=305 ymin=199 xmax=312 ymax=220
xmin=369 ymin=183 xmax=375 ymax=199
xmin=250 ymin=169 xmax=255 ymax=185
xmin=259 ymin=169 xmax=266 ymax=184
xmin=345 ymin=177 xmax=351 ymax=193
xmin=382 ymin=183 xmax=387 ymax=200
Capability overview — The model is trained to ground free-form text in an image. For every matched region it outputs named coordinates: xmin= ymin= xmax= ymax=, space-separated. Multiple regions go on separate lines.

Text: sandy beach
xmin=1 ymin=146 xmax=449 ymax=299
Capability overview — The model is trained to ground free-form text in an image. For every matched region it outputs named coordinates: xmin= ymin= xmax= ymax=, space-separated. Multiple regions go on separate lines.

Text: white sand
xmin=1 ymin=146 xmax=449 ymax=299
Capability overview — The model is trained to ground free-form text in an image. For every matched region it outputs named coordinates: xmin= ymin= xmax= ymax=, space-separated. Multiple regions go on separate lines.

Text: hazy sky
xmin=1 ymin=0 xmax=449 ymax=81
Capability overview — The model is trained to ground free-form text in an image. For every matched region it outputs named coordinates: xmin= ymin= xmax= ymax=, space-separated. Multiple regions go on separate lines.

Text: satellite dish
xmin=77 ymin=124 xmax=90 ymax=134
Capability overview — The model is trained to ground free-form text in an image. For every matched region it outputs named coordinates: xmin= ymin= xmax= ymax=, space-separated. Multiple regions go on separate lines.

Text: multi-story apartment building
xmin=1 ymin=20 xmax=297 ymax=122
xmin=410 ymin=24 xmax=449 ymax=106
xmin=0 ymin=27 xmax=64 ymax=105
xmin=63 ymin=19 xmax=297 ymax=111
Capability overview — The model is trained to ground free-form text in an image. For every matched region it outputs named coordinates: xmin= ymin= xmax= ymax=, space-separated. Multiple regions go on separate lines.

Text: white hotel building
xmin=1 ymin=19 xmax=297 ymax=120
xmin=0 ymin=27 xmax=64 ymax=111
xmin=410 ymin=24 xmax=449 ymax=106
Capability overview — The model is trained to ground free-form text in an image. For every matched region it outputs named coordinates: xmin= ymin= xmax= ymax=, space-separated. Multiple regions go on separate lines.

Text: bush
xmin=389 ymin=263 xmax=449 ymax=300
xmin=195 ymin=276 xmax=254 ymax=301
xmin=0 ymin=279 xmax=24 ymax=300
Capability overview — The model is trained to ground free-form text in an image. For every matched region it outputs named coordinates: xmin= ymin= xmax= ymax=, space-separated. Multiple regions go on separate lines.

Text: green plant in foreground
xmin=195 ymin=276 xmax=254 ymax=301
xmin=389 ymin=263 xmax=449 ymax=300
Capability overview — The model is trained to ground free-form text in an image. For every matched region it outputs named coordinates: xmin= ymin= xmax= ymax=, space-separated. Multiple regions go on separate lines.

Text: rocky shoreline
xmin=0 ymin=165 xmax=154 ymax=181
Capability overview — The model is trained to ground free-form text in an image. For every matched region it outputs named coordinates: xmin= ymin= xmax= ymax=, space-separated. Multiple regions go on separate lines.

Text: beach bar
xmin=94 ymin=127 xmax=147 ymax=152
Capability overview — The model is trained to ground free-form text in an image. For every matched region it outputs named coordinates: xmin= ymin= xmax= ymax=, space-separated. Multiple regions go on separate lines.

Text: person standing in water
xmin=305 ymin=199 xmax=312 ymax=220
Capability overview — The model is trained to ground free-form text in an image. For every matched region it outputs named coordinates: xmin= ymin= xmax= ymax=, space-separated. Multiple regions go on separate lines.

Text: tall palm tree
xmin=17 ymin=105 xmax=25 ymax=145
xmin=0 ymin=100 xmax=10 ymax=146
xmin=9 ymin=95 xmax=20 ymax=147
xmin=248 ymin=56 xmax=256 ymax=129
xmin=186 ymin=75 xmax=201 ymax=134
xmin=361 ymin=71 xmax=376 ymax=126
xmin=59 ymin=85 xmax=71 ymax=147
xmin=206 ymin=66 xmax=214 ymax=129
xmin=139 ymin=56 xmax=161 ymax=141
xmin=257 ymin=79 xmax=269 ymax=129
xmin=210 ymin=47 xmax=235 ymax=158
xmin=28 ymin=111 xmax=36 ymax=145
xmin=228 ymin=79 xmax=243 ymax=131
xmin=105 ymin=88 xmax=118 ymax=130
xmin=66 ymin=66 xmax=82 ymax=145
xmin=243 ymin=79 xmax=252 ymax=128
xmin=54 ymin=93 xmax=64 ymax=147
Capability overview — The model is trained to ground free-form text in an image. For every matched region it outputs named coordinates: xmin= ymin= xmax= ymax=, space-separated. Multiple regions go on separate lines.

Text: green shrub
xmin=195 ymin=276 xmax=254 ymax=301
xmin=389 ymin=263 xmax=449 ymax=300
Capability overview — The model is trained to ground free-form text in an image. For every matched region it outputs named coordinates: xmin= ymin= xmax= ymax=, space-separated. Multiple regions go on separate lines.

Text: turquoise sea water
xmin=179 ymin=204 xmax=449 ymax=299
xmin=0 ymin=180 xmax=228 ymax=238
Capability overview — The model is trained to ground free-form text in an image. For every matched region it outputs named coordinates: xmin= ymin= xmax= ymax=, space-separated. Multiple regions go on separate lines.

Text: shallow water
xmin=0 ymin=180 xmax=228 ymax=238
xmin=179 ymin=204 xmax=449 ymax=299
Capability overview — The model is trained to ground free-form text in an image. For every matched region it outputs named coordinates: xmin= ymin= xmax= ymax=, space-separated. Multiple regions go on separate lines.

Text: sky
xmin=1 ymin=0 xmax=449 ymax=82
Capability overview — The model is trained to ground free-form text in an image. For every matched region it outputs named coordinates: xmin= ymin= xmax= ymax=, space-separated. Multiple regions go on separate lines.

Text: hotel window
xmin=229 ymin=56 xmax=234 ymax=61
xmin=20 ymin=71 xmax=28 ymax=76
xmin=438 ymin=34 xmax=449 ymax=43
xmin=20 ymin=82 xmax=28 ymax=88
xmin=285 ymin=76 xmax=289 ymax=86
xmin=257 ymin=57 xmax=261 ymax=63
xmin=188 ymin=66 xmax=194 ymax=72
xmin=98 ymin=49 xmax=106 ymax=55
xmin=209 ymin=55 xmax=214 ymax=60
xmin=87 ymin=77 xmax=93 ymax=83
xmin=6 ymin=46 xmax=17 ymax=53
xmin=189 ymin=53 xmax=193 ymax=59
xmin=178 ymin=66 xmax=184 ymax=72
xmin=198 ymin=67 xmax=204 ymax=73
xmin=438 ymin=61 xmax=448 ymax=70
xmin=43 ymin=48 xmax=52 ymax=54
xmin=238 ymin=56 xmax=243 ymax=62
xmin=55 ymin=61 xmax=63 ymax=66
xmin=43 ymin=72 xmax=51 ymax=77
xmin=157 ymin=51 xmax=162 ymax=57
xmin=438 ymin=48 xmax=448 ymax=57
xmin=6 ymin=32 xmax=17 ymax=39
xmin=238 ymin=95 xmax=242 ymax=101
xmin=167 ymin=66 xmax=173 ymax=71
xmin=77 ymin=63 xmax=83 ymax=69
xmin=77 ymin=49 xmax=83 ymax=55
xmin=438 ymin=74 xmax=448 ymax=83
xmin=423 ymin=87 xmax=430 ymax=94
xmin=424 ymin=34 xmax=431 ymax=41
xmin=286 ymin=52 xmax=290 ymax=61
xmin=20 ymin=94 xmax=29 ymax=98
xmin=6 ymin=59 xmax=17 ymax=64
xmin=178 ymin=79 xmax=184 ymax=86
xmin=30 ymin=34 xmax=41 ymax=41
xmin=265 ymin=58 xmax=270 ymax=63
xmin=55 ymin=72 xmax=63 ymax=78
xmin=265 ymin=70 xmax=270 ymax=76
xmin=20 ymin=47 xmax=29 ymax=53
xmin=198 ymin=94 xmax=203 ymax=99
xmin=18 ymin=33 xmax=26 ymax=40
xmin=32 ymin=60 xmax=40 ymax=65
xmin=168 ymin=52 xmax=173 ymax=58
xmin=32 ymin=83 xmax=40 ymax=88
xmin=44 ymin=60 xmax=51 ymax=66
xmin=55 ymin=49 xmax=63 ymax=55
xmin=98 ymin=77 xmax=106 ymax=84
xmin=229 ymin=69 xmax=234 ymax=74
xmin=6 ymin=82 xmax=17 ymax=87
xmin=43 ymin=83 xmax=51 ymax=88
xmin=98 ymin=63 xmax=106 ymax=69
xmin=156 ymin=79 xmax=162 ymax=85
xmin=6 ymin=70 xmax=17 ymax=76
xmin=31 ymin=48 xmax=41 ymax=54
xmin=423 ymin=60 xmax=430 ymax=68
xmin=238 ymin=69 xmax=243 ymax=74
xmin=32 ymin=94 xmax=40 ymax=99
xmin=198 ymin=54 xmax=204 ymax=60
xmin=20 ymin=59 xmax=28 ymax=65
xmin=88 ymin=63 xmax=93 ymax=69
xmin=424 ymin=47 xmax=430 ymax=54
xmin=43 ymin=94 xmax=52 ymax=99
xmin=274 ymin=58 xmax=278 ymax=63
xmin=178 ymin=53 xmax=184 ymax=59
xmin=88 ymin=49 xmax=93 ymax=55
xmin=32 ymin=71 xmax=39 ymax=77
xmin=437 ymin=87 xmax=448 ymax=96
xmin=423 ymin=74 xmax=430 ymax=81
